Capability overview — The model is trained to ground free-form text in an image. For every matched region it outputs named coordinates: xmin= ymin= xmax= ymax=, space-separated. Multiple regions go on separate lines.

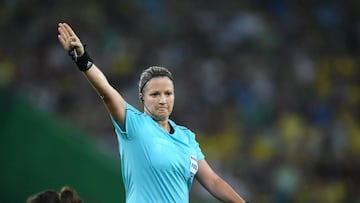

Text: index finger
xmin=58 ymin=23 xmax=70 ymax=39
xmin=61 ymin=22 xmax=79 ymax=38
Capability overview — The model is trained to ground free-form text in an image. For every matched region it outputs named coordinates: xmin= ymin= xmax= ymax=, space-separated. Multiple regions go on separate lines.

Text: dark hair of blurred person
xmin=26 ymin=186 xmax=83 ymax=203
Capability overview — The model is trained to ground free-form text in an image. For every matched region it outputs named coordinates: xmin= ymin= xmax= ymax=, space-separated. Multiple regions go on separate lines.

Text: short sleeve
xmin=190 ymin=131 xmax=205 ymax=161
xmin=111 ymin=103 xmax=145 ymax=140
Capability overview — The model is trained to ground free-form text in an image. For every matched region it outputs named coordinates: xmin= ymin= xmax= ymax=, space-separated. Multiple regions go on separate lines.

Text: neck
xmin=157 ymin=120 xmax=170 ymax=132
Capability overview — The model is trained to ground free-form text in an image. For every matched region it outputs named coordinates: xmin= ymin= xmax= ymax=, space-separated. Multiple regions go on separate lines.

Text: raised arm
xmin=57 ymin=22 xmax=126 ymax=129
xmin=196 ymin=159 xmax=247 ymax=203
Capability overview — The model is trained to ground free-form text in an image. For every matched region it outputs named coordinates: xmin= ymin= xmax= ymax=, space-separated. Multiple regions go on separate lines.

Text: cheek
xmin=169 ymin=99 xmax=175 ymax=110
xmin=169 ymin=96 xmax=175 ymax=105
xmin=147 ymin=100 xmax=157 ymax=108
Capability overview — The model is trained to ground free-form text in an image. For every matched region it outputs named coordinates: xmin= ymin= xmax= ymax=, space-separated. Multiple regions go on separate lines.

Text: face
xmin=141 ymin=76 xmax=174 ymax=121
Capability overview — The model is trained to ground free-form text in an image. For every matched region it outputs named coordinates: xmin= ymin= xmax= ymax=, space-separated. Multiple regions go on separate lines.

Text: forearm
xmin=82 ymin=64 xmax=113 ymax=97
xmin=82 ymin=64 xmax=126 ymax=126
xmin=57 ymin=22 xmax=125 ymax=124
xmin=209 ymin=177 xmax=246 ymax=203
xmin=196 ymin=160 xmax=248 ymax=203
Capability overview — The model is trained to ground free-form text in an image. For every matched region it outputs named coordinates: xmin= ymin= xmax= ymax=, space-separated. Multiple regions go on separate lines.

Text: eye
xmin=150 ymin=92 xmax=160 ymax=97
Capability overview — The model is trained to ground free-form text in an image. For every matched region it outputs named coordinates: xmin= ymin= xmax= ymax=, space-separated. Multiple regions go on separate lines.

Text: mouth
xmin=157 ymin=108 xmax=167 ymax=112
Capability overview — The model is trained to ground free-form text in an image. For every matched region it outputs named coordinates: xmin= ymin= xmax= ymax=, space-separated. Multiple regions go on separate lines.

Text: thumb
xmin=70 ymin=40 xmax=85 ymax=56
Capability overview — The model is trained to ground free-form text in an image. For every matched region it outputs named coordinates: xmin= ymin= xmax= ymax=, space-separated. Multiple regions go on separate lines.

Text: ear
xmin=139 ymin=93 xmax=143 ymax=102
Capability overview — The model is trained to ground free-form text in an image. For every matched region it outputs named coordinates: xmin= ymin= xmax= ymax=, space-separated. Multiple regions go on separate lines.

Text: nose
xmin=159 ymin=94 xmax=167 ymax=104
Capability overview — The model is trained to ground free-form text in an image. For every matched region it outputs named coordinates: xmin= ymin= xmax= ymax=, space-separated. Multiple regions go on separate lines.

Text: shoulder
xmin=114 ymin=103 xmax=150 ymax=139
xmin=170 ymin=120 xmax=190 ymax=131
xmin=126 ymin=103 xmax=142 ymax=115
xmin=113 ymin=103 xmax=146 ymax=128
xmin=170 ymin=120 xmax=196 ymax=138
xmin=125 ymin=103 xmax=153 ymax=126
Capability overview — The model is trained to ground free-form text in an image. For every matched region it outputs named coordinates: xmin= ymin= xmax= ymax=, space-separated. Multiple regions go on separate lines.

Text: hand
xmin=57 ymin=22 xmax=84 ymax=56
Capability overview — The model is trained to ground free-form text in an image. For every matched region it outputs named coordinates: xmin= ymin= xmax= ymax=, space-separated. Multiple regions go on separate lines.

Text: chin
xmin=152 ymin=115 xmax=168 ymax=121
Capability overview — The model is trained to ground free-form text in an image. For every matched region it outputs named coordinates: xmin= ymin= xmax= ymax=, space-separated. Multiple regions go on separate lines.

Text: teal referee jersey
xmin=111 ymin=103 xmax=205 ymax=203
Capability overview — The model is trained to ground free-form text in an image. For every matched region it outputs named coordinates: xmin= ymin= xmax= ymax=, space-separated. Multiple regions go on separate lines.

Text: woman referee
xmin=57 ymin=22 xmax=248 ymax=203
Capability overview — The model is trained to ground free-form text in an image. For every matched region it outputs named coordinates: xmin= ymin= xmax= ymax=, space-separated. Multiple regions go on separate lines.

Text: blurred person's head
xmin=26 ymin=186 xmax=83 ymax=203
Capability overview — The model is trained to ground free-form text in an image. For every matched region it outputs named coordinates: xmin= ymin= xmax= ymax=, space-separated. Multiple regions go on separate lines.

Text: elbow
xmin=99 ymin=93 xmax=110 ymax=103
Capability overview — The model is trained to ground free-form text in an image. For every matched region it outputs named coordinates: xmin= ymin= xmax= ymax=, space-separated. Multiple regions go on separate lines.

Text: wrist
xmin=69 ymin=48 xmax=93 ymax=72
xmin=76 ymin=51 xmax=93 ymax=71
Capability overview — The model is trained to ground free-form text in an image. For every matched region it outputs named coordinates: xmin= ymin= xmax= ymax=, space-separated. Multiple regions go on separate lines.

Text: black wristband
xmin=76 ymin=51 xmax=93 ymax=71
xmin=69 ymin=48 xmax=94 ymax=72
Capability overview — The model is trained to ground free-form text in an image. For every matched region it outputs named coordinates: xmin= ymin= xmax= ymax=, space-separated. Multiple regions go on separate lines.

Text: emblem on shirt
xmin=189 ymin=155 xmax=198 ymax=178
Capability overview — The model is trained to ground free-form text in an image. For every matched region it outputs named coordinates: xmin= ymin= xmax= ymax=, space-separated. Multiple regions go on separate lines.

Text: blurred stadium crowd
xmin=1 ymin=0 xmax=359 ymax=202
